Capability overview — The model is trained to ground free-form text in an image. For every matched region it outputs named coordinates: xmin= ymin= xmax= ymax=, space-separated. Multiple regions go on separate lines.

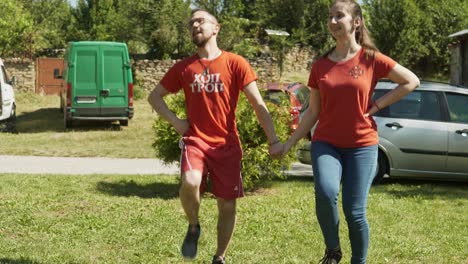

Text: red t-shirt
xmin=308 ymin=48 xmax=396 ymax=147
xmin=160 ymin=51 xmax=257 ymax=146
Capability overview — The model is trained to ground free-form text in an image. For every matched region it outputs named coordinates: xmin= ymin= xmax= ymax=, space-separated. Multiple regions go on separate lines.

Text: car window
xmin=265 ymin=90 xmax=288 ymax=105
xmin=373 ymin=90 xmax=441 ymax=121
xmin=293 ymin=86 xmax=310 ymax=111
xmin=446 ymin=92 xmax=468 ymax=124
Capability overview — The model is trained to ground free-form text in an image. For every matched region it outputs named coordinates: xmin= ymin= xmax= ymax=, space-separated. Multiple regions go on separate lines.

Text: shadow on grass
xmin=372 ymin=178 xmax=468 ymax=200
xmin=278 ymin=175 xmax=314 ymax=183
xmin=96 ymin=179 xmax=179 ymax=200
xmin=279 ymin=174 xmax=468 ymax=200
xmin=16 ymin=108 xmax=122 ymax=133
xmin=0 ymin=258 xmax=41 ymax=264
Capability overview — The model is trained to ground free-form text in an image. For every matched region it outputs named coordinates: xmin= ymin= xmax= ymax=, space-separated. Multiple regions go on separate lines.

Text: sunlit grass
xmin=0 ymin=93 xmax=156 ymax=158
xmin=0 ymin=174 xmax=466 ymax=263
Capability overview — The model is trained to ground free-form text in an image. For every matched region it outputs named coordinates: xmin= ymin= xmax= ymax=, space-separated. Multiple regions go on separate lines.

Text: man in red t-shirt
xmin=148 ymin=8 xmax=282 ymax=264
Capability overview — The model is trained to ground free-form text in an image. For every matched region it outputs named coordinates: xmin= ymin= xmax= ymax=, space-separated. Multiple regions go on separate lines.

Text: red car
xmin=264 ymin=82 xmax=310 ymax=132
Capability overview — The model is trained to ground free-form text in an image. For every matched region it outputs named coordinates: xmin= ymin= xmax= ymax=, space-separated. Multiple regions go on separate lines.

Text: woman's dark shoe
xmin=181 ymin=223 xmax=201 ymax=259
xmin=319 ymin=247 xmax=342 ymax=264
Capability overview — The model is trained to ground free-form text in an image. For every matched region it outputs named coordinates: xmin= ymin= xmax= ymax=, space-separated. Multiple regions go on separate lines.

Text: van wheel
xmin=373 ymin=150 xmax=388 ymax=185
xmin=5 ymin=104 xmax=17 ymax=133
xmin=64 ymin=112 xmax=72 ymax=129
xmin=119 ymin=120 xmax=128 ymax=126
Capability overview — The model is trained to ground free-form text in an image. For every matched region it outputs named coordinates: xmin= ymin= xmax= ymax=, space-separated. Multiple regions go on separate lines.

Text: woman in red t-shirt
xmin=282 ymin=1 xmax=419 ymax=263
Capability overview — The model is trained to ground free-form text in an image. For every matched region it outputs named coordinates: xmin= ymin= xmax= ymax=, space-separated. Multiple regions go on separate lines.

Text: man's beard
xmin=192 ymin=34 xmax=209 ymax=47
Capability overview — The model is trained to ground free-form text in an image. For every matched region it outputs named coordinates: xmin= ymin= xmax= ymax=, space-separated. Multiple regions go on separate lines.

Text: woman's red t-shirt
xmin=308 ymin=48 xmax=396 ymax=148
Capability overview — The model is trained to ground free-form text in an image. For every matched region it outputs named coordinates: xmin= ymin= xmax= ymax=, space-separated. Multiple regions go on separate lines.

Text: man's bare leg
xmin=180 ymin=170 xmax=202 ymax=259
xmin=215 ymin=198 xmax=237 ymax=258
xmin=180 ymin=170 xmax=202 ymax=225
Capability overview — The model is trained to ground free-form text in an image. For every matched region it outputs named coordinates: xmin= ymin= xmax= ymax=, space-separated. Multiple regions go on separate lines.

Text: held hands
xmin=268 ymin=140 xmax=284 ymax=159
xmin=268 ymin=139 xmax=293 ymax=159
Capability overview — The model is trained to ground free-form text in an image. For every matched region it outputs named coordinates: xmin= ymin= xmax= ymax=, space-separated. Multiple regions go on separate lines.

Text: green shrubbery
xmin=151 ymin=91 xmax=296 ymax=191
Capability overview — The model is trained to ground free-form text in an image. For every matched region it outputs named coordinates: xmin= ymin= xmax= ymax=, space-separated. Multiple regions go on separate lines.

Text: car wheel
xmin=373 ymin=150 xmax=388 ymax=185
xmin=60 ymin=97 xmax=64 ymax=113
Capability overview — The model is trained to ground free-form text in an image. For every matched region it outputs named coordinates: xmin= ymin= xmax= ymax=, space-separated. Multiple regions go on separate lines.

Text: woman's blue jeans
xmin=311 ymin=141 xmax=377 ymax=264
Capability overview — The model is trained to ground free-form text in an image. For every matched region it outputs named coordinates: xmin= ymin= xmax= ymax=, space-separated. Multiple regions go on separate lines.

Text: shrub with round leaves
xmin=151 ymin=90 xmax=297 ymax=191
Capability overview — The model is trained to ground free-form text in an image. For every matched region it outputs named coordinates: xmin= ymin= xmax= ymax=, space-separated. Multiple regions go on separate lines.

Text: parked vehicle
xmin=56 ymin=41 xmax=134 ymax=128
xmin=0 ymin=58 xmax=16 ymax=133
xmin=264 ymin=82 xmax=310 ymax=132
xmin=297 ymin=80 xmax=468 ymax=183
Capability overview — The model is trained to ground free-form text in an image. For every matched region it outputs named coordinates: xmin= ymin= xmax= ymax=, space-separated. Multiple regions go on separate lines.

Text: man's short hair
xmin=191 ymin=8 xmax=218 ymax=24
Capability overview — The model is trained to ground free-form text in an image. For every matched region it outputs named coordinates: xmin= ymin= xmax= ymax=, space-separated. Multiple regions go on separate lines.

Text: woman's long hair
xmin=325 ymin=0 xmax=378 ymax=58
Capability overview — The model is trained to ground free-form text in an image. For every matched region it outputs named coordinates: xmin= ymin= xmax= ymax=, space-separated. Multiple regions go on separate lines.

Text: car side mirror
xmin=54 ymin=68 xmax=62 ymax=79
xmin=8 ymin=76 xmax=16 ymax=86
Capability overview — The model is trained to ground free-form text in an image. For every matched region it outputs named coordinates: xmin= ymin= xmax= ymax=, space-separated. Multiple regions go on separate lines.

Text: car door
xmin=374 ymin=90 xmax=447 ymax=175
xmin=100 ymin=45 xmax=128 ymax=116
xmin=445 ymin=92 xmax=468 ymax=177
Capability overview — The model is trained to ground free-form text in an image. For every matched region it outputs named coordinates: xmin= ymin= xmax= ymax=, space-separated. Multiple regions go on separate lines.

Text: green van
xmin=57 ymin=41 xmax=134 ymax=128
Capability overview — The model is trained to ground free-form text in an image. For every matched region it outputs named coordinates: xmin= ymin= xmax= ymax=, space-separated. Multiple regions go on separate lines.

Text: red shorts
xmin=179 ymin=136 xmax=244 ymax=199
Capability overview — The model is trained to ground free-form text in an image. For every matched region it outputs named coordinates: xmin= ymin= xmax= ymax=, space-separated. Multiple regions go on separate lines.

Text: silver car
xmin=296 ymin=80 xmax=468 ymax=183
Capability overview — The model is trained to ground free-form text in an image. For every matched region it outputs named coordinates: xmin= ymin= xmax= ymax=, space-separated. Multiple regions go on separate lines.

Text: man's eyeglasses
xmin=188 ymin=17 xmax=216 ymax=27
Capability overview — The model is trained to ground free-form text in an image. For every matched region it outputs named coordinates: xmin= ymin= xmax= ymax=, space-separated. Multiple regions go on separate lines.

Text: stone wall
xmin=2 ymin=46 xmax=314 ymax=94
xmin=133 ymin=46 xmax=314 ymax=92
xmin=3 ymin=58 xmax=35 ymax=93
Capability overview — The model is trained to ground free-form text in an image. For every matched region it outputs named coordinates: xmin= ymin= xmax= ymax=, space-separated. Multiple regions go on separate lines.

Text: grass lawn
xmin=0 ymin=174 xmax=466 ymax=263
xmin=0 ymin=93 xmax=156 ymax=158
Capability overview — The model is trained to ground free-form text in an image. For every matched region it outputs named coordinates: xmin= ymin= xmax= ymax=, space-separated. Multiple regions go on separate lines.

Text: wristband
xmin=373 ymin=100 xmax=381 ymax=111
xmin=269 ymin=139 xmax=280 ymax=146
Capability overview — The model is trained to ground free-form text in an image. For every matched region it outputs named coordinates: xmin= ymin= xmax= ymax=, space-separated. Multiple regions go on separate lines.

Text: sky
xmin=68 ymin=0 xmax=77 ymax=8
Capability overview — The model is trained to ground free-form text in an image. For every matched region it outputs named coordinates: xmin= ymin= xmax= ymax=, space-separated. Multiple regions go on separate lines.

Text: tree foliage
xmin=364 ymin=0 xmax=468 ymax=79
xmin=0 ymin=0 xmax=33 ymax=57
xmin=2 ymin=0 xmax=467 ymax=78
xmin=17 ymin=0 xmax=72 ymax=56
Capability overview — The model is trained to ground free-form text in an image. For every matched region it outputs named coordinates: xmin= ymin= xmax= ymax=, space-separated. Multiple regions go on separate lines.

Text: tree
xmin=0 ymin=0 xmax=33 ymax=57
xmin=69 ymin=0 xmax=118 ymax=41
xmin=364 ymin=0 xmax=468 ymax=79
xmin=146 ymin=0 xmax=193 ymax=59
xmin=415 ymin=0 xmax=468 ymax=79
xmin=364 ymin=0 xmax=427 ymax=75
xmin=18 ymin=0 xmax=72 ymax=56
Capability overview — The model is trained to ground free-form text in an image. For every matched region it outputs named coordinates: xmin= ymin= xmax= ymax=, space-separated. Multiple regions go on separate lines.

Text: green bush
xmin=151 ymin=91 xmax=296 ymax=191
xmin=133 ymin=84 xmax=146 ymax=100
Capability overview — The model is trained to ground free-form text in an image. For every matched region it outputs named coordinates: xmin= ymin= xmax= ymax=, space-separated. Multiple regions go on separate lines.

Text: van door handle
xmin=455 ymin=129 xmax=468 ymax=137
xmin=385 ymin=122 xmax=403 ymax=129
xmin=100 ymin=89 xmax=110 ymax=97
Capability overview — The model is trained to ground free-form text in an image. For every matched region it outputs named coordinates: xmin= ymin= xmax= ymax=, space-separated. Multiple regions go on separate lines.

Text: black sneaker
xmin=181 ymin=223 xmax=201 ymax=259
xmin=319 ymin=247 xmax=342 ymax=264
xmin=212 ymin=255 xmax=225 ymax=264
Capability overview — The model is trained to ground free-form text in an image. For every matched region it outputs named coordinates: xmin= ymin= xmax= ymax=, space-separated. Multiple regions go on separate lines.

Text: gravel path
xmin=0 ymin=155 xmax=312 ymax=176
xmin=0 ymin=155 xmax=179 ymax=175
